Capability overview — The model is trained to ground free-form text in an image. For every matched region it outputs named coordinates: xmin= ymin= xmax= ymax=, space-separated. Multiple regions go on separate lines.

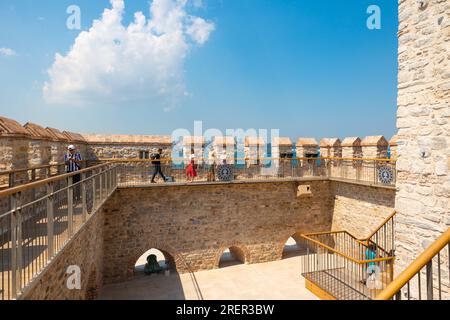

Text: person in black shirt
xmin=151 ymin=148 xmax=167 ymax=183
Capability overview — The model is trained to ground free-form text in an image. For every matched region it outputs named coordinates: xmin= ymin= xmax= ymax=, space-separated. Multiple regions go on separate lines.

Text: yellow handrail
xmin=0 ymin=163 xmax=113 ymax=198
xmin=0 ymin=160 xmax=88 ymax=175
xmin=375 ymin=228 xmax=450 ymax=300
xmin=300 ymin=233 xmax=394 ymax=265
xmin=361 ymin=211 xmax=397 ymax=242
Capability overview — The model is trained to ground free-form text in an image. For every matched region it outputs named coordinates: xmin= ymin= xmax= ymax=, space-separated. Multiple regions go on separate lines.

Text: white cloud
xmin=186 ymin=16 xmax=215 ymax=44
xmin=0 ymin=48 xmax=17 ymax=57
xmin=43 ymin=0 xmax=214 ymax=110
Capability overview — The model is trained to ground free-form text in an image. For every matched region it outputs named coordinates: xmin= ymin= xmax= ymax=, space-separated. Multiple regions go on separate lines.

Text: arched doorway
xmin=218 ymin=246 xmax=247 ymax=268
xmin=134 ymin=248 xmax=175 ymax=276
xmin=282 ymin=232 xmax=305 ymax=259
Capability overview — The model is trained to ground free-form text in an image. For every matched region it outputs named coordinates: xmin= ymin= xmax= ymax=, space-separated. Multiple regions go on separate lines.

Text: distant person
xmin=361 ymin=243 xmax=378 ymax=286
xmin=144 ymin=254 xmax=163 ymax=275
xmin=186 ymin=148 xmax=197 ymax=182
xmin=151 ymin=148 xmax=167 ymax=183
xmin=220 ymin=150 xmax=227 ymax=165
xmin=207 ymin=147 xmax=217 ymax=182
xmin=64 ymin=145 xmax=83 ymax=200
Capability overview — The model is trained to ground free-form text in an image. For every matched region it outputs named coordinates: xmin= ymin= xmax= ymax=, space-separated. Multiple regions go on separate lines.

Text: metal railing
xmin=300 ymin=212 xmax=396 ymax=300
xmin=359 ymin=211 xmax=396 ymax=260
xmin=0 ymin=163 xmax=118 ymax=300
xmin=0 ymin=161 xmax=90 ymax=190
xmin=97 ymin=157 xmax=396 ymax=187
xmin=376 ymin=228 xmax=450 ymax=300
xmin=300 ymin=231 xmax=395 ymax=300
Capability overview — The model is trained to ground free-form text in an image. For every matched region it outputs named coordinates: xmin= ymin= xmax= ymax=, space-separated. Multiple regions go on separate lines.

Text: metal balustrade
xmin=0 ymin=163 xmax=118 ymax=300
xmin=0 ymin=161 xmax=90 ymax=190
xmin=99 ymin=157 xmax=396 ymax=187
xmin=300 ymin=212 xmax=397 ymax=300
xmin=376 ymin=228 xmax=450 ymax=300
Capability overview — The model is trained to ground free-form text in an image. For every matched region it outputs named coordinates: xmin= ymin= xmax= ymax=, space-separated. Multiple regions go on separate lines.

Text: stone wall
xmin=330 ymin=181 xmax=396 ymax=238
xmin=395 ymin=0 xmax=449 ymax=275
xmin=15 ymin=178 xmax=397 ymax=299
xmin=83 ymin=134 xmax=172 ymax=160
xmin=102 ymin=180 xmax=334 ymax=284
xmin=20 ymin=206 xmax=106 ymax=300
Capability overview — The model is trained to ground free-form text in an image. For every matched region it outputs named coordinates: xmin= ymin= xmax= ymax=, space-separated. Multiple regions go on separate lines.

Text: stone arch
xmin=278 ymin=230 xmax=307 ymax=259
xmin=214 ymin=244 xmax=250 ymax=268
xmin=84 ymin=265 xmax=98 ymax=300
xmin=128 ymin=241 xmax=182 ymax=277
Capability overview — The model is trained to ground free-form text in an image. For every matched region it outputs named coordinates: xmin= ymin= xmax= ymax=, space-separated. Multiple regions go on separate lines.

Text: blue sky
xmin=0 ymin=0 xmax=398 ymax=140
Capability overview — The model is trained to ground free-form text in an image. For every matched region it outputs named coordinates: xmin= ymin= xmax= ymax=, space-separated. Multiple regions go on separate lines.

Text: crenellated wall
xmin=0 ymin=115 xmax=399 ymax=176
xmin=83 ymin=134 xmax=172 ymax=160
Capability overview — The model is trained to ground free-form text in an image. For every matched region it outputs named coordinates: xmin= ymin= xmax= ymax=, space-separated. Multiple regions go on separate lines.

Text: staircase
xmin=300 ymin=212 xmax=396 ymax=300
xmin=301 ymin=212 xmax=450 ymax=300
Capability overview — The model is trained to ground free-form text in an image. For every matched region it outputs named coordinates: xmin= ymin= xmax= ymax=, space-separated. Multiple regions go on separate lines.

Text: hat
xmin=68 ymin=145 xmax=76 ymax=150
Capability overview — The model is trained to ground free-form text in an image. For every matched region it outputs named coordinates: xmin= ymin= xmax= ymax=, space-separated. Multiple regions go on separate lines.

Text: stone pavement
xmin=99 ymin=248 xmax=318 ymax=300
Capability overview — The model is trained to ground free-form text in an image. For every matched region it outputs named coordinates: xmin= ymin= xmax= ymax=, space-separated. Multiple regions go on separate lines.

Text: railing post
xmin=107 ymin=168 xmax=111 ymax=195
xmin=9 ymin=172 xmax=15 ymax=188
xmin=426 ymin=261 xmax=433 ymax=300
xmin=92 ymin=169 xmax=97 ymax=212
xmin=10 ymin=192 xmax=23 ymax=298
xmin=47 ymin=183 xmax=54 ymax=258
xmin=81 ymin=172 xmax=87 ymax=223
xmin=99 ymin=168 xmax=103 ymax=201
xmin=67 ymin=176 xmax=73 ymax=236
xmin=10 ymin=193 xmax=17 ymax=299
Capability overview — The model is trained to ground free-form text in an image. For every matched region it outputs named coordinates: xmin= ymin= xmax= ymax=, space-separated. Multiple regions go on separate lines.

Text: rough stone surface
xmin=330 ymin=181 xmax=396 ymax=238
xmin=102 ymin=181 xmax=334 ymax=284
xmin=395 ymin=0 xmax=450 ymax=279
xmin=20 ymin=206 xmax=106 ymax=300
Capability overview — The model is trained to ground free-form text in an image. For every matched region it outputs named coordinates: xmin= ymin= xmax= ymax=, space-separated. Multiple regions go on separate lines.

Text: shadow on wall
xmin=99 ymin=248 xmax=187 ymax=300
xmin=281 ymin=232 xmax=312 ymax=259
xmin=218 ymin=246 xmax=248 ymax=269
xmin=331 ymin=181 xmax=395 ymax=208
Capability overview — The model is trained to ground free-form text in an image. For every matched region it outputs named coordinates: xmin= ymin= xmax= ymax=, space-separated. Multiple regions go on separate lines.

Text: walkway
xmin=99 ymin=255 xmax=318 ymax=300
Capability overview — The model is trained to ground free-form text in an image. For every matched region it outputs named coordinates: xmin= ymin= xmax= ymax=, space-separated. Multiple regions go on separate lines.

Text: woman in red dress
xmin=186 ymin=148 xmax=197 ymax=182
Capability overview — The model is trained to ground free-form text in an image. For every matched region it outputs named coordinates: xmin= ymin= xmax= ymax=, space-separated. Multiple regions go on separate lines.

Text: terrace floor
xmin=99 ymin=249 xmax=318 ymax=300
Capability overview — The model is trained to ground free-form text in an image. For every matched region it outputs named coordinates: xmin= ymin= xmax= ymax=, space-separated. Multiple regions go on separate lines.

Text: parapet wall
xmin=0 ymin=115 xmax=398 ymax=175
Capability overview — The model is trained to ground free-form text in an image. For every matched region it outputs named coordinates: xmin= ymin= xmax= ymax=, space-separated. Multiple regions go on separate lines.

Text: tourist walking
xmin=208 ymin=146 xmax=217 ymax=182
xmin=186 ymin=148 xmax=197 ymax=182
xmin=151 ymin=148 xmax=167 ymax=183
xmin=220 ymin=150 xmax=227 ymax=165
xmin=64 ymin=145 xmax=83 ymax=200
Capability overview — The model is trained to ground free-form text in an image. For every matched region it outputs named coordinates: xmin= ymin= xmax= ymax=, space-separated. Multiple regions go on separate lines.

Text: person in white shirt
xmin=208 ymin=146 xmax=217 ymax=182
xmin=220 ymin=150 xmax=227 ymax=165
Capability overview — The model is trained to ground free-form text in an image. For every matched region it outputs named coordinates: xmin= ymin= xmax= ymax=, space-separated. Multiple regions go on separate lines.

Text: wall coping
xmin=83 ymin=134 xmax=172 ymax=145
xmin=320 ymin=138 xmax=341 ymax=148
xmin=0 ymin=116 xmax=31 ymax=138
xmin=46 ymin=127 xmax=69 ymax=142
xmin=341 ymin=137 xmax=361 ymax=147
xmin=361 ymin=135 xmax=388 ymax=147
xmin=272 ymin=137 xmax=293 ymax=147
xmin=296 ymin=138 xmax=318 ymax=147
xmin=24 ymin=122 xmax=53 ymax=140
